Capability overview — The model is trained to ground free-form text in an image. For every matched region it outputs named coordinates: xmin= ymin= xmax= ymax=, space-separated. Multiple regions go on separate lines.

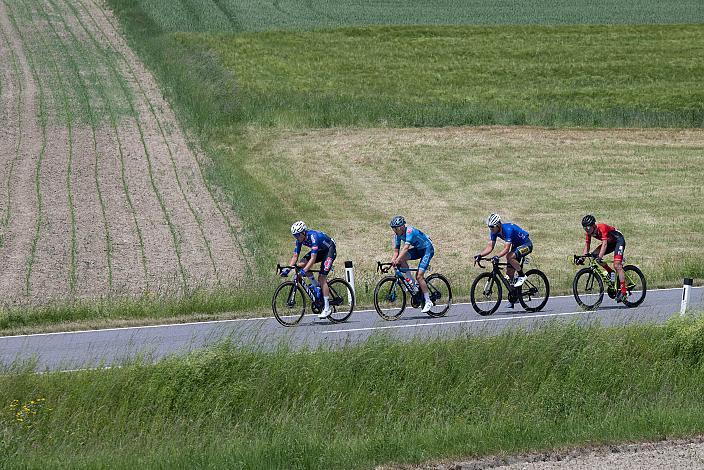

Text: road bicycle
xmin=470 ymin=256 xmax=550 ymax=315
xmin=272 ymin=264 xmax=355 ymax=326
xmin=373 ymin=261 xmax=452 ymax=320
xmin=572 ymin=254 xmax=646 ymax=309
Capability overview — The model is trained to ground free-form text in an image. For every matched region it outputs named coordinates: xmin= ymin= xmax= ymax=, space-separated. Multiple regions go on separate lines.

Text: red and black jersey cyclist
xmin=577 ymin=214 xmax=628 ymax=302
xmin=281 ymin=221 xmax=337 ymax=318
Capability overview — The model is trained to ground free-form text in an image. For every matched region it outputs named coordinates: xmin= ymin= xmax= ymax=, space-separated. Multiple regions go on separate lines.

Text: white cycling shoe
xmin=318 ymin=307 xmax=331 ymax=319
xmin=421 ymin=301 xmax=434 ymax=313
xmin=513 ymin=276 xmax=527 ymax=287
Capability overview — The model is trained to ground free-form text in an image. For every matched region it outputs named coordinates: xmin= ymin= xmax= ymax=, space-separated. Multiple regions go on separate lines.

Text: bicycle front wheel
xmin=327 ymin=278 xmax=355 ymax=323
xmin=374 ymin=276 xmax=406 ymax=320
xmin=470 ymin=272 xmax=502 ymax=316
xmin=573 ymin=268 xmax=603 ymax=310
xmin=519 ymin=269 xmax=550 ymax=312
xmin=272 ymin=281 xmax=306 ymax=326
xmin=425 ymin=273 xmax=452 ymax=317
xmin=622 ymin=265 xmax=647 ymax=308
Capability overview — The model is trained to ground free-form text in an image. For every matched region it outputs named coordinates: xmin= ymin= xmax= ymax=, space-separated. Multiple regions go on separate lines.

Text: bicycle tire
xmin=272 ymin=281 xmax=307 ymax=326
xmin=425 ymin=273 xmax=452 ymax=317
xmin=622 ymin=265 xmax=647 ymax=308
xmin=573 ymin=268 xmax=603 ymax=310
xmin=326 ymin=278 xmax=355 ymax=323
xmin=374 ymin=276 xmax=406 ymax=320
xmin=519 ymin=269 xmax=550 ymax=312
xmin=470 ymin=272 xmax=502 ymax=316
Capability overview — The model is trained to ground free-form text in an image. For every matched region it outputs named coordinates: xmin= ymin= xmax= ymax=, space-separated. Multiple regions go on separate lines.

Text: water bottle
xmin=314 ymin=286 xmax=322 ymax=300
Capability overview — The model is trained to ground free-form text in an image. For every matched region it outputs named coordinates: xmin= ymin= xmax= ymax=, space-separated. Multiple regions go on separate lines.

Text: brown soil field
xmin=0 ymin=0 xmax=245 ymax=305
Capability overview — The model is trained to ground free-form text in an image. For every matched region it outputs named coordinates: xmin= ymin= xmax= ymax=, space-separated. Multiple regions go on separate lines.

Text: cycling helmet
xmin=581 ymin=214 xmax=596 ymax=228
xmin=290 ymin=220 xmax=307 ymax=235
xmin=389 ymin=215 xmax=406 ymax=228
xmin=486 ymin=213 xmax=501 ymax=227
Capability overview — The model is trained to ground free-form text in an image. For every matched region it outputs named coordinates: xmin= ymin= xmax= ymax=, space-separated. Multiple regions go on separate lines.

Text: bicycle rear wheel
xmin=519 ymin=269 xmax=550 ymax=312
xmin=622 ymin=265 xmax=647 ymax=308
xmin=326 ymin=278 xmax=355 ymax=323
xmin=470 ymin=272 xmax=502 ymax=315
xmin=425 ymin=273 xmax=452 ymax=317
xmin=573 ymin=268 xmax=603 ymax=310
xmin=374 ymin=276 xmax=406 ymax=320
xmin=272 ymin=281 xmax=306 ymax=326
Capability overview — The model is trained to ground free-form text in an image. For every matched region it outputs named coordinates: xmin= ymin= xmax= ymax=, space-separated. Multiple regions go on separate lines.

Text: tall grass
xmin=4 ymin=316 xmax=704 ymax=467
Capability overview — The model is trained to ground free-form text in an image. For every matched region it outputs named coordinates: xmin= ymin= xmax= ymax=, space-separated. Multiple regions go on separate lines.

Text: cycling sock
xmin=620 ymin=280 xmax=627 ymax=294
xmin=424 ymin=292 xmax=431 ymax=302
xmin=323 ymin=296 xmax=330 ymax=309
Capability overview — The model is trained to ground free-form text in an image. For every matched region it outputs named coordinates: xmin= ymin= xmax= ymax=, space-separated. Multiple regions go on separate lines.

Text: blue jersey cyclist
xmin=474 ymin=213 xmax=533 ymax=291
xmin=281 ymin=221 xmax=337 ymax=319
xmin=389 ymin=215 xmax=435 ymax=313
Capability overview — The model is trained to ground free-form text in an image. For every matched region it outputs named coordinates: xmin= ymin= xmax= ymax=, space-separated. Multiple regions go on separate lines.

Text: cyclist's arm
xmin=288 ymin=253 xmax=299 ymax=267
xmin=495 ymin=242 xmax=511 ymax=258
xmin=393 ymin=244 xmax=410 ymax=266
xmin=582 ymin=233 xmax=592 ymax=257
xmin=596 ymin=242 xmax=608 ymax=260
xmin=477 ymin=240 xmax=496 ymax=257
xmin=391 ymin=247 xmax=400 ymax=265
xmin=301 ymin=254 xmax=316 ymax=273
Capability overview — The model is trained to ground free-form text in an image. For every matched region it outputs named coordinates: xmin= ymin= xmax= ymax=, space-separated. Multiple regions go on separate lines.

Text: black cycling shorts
xmin=302 ymin=244 xmax=337 ymax=276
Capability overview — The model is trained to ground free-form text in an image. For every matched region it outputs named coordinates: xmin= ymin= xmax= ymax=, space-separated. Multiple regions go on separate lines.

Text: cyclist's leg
xmin=318 ymin=246 xmax=336 ymax=300
xmin=611 ymin=233 xmax=626 ymax=294
xmin=297 ymin=252 xmax=318 ymax=286
xmin=510 ymin=241 xmax=532 ymax=285
xmin=416 ymin=246 xmax=434 ymax=295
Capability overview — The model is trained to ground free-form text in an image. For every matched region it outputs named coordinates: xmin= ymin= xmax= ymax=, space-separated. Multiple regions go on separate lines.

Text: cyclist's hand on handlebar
xmin=595 ymin=256 xmax=603 ymax=264
xmin=300 ymin=268 xmax=307 ymax=277
xmin=473 ymin=254 xmax=482 ymax=262
xmin=575 ymin=256 xmax=585 ymax=265
xmin=491 ymin=255 xmax=500 ymax=263
xmin=280 ymin=268 xmax=290 ymax=277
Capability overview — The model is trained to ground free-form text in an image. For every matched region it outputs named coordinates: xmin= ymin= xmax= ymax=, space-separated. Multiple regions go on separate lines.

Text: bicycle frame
xmin=573 ymin=254 xmax=619 ymax=289
xmin=474 ymin=257 xmax=524 ymax=294
xmin=277 ymin=264 xmax=322 ymax=305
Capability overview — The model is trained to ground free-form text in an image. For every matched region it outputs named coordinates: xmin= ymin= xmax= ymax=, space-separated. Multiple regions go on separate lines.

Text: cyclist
xmin=281 ymin=221 xmax=336 ymax=318
xmin=577 ymin=214 xmax=627 ymax=302
xmin=389 ymin=215 xmax=435 ymax=313
xmin=474 ymin=213 xmax=532 ymax=301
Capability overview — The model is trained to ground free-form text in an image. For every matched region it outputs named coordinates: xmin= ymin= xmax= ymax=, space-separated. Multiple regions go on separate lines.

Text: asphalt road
xmin=1 ymin=286 xmax=702 ymax=372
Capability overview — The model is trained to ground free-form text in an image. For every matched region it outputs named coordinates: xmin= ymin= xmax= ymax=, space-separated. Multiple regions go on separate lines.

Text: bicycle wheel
xmin=326 ymin=278 xmax=355 ymax=323
xmin=470 ymin=272 xmax=502 ymax=316
xmin=622 ymin=265 xmax=647 ymax=308
xmin=374 ymin=276 xmax=406 ymax=320
xmin=573 ymin=268 xmax=603 ymax=310
xmin=272 ymin=281 xmax=307 ymax=326
xmin=519 ymin=269 xmax=550 ymax=312
xmin=425 ymin=273 xmax=452 ymax=317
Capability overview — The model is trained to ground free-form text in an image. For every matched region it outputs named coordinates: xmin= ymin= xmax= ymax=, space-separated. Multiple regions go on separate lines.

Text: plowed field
xmin=0 ymin=0 xmax=245 ymax=305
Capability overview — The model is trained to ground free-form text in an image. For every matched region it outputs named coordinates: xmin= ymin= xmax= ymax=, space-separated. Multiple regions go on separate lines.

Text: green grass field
xmin=4 ymin=316 xmax=704 ymax=468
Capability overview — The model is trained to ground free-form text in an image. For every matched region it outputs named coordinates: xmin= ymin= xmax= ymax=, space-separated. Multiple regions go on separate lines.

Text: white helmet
xmin=290 ymin=220 xmax=307 ymax=235
xmin=486 ymin=213 xmax=501 ymax=227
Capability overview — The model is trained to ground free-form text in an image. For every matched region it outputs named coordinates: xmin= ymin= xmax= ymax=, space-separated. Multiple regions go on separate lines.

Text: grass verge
xmin=4 ymin=315 xmax=704 ymax=467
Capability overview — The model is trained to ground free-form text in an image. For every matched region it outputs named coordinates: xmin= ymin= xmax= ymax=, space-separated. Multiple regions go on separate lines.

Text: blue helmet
xmin=389 ymin=215 xmax=406 ymax=228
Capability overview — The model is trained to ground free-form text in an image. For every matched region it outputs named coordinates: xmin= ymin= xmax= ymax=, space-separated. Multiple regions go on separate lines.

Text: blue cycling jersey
xmin=394 ymin=225 xmax=433 ymax=250
xmin=490 ymin=223 xmax=530 ymax=246
xmin=294 ymin=229 xmax=334 ymax=255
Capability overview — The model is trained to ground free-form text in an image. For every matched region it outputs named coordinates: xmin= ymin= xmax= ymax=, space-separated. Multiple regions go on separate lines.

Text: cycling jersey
xmin=294 ymin=229 xmax=334 ymax=255
xmin=394 ymin=225 xmax=433 ymax=251
xmin=490 ymin=223 xmax=530 ymax=246
xmin=586 ymin=223 xmax=619 ymax=244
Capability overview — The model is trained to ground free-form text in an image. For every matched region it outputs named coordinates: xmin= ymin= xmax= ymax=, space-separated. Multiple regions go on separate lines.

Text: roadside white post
xmin=344 ymin=260 xmax=355 ymax=302
xmin=681 ymin=278 xmax=693 ymax=315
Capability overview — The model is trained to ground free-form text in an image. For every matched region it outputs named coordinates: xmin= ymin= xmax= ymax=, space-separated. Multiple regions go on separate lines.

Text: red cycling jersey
xmin=586 ymin=223 xmax=618 ymax=244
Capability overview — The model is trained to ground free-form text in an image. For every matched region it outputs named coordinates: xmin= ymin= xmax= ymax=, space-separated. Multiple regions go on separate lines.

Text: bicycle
xmin=272 ymin=264 xmax=355 ymax=326
xmin=470 ymin=256 xmax=550 ymax=315
xmin=572 ymin=254 xmax=646 ymax=309
xmin=373 ymin=261 xmax=452 ymax=320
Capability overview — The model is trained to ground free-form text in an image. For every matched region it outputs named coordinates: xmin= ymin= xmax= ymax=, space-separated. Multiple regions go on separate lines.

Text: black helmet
xmin=390 ymin=215 xmax=406 ymax=228
xmin=581 ymin=214 xmax=596 ymax=227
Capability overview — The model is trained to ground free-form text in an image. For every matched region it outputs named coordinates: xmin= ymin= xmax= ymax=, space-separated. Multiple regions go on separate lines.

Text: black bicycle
xmin=373 ymin=262 xmax=452 ymax=320
xmin=470 ymin=256 xmax=550 ymax=315
xmin=272 ymin=264 xmax=355 ymax=327
xmin=572 ymin=254 xmax=646 ymax=309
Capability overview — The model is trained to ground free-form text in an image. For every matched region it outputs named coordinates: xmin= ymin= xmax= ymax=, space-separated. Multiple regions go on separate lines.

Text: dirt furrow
xmin=82 ymin=0 xmax=245 ymax=288
xmin=0 ymin=1 xmax=41 ymax=303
